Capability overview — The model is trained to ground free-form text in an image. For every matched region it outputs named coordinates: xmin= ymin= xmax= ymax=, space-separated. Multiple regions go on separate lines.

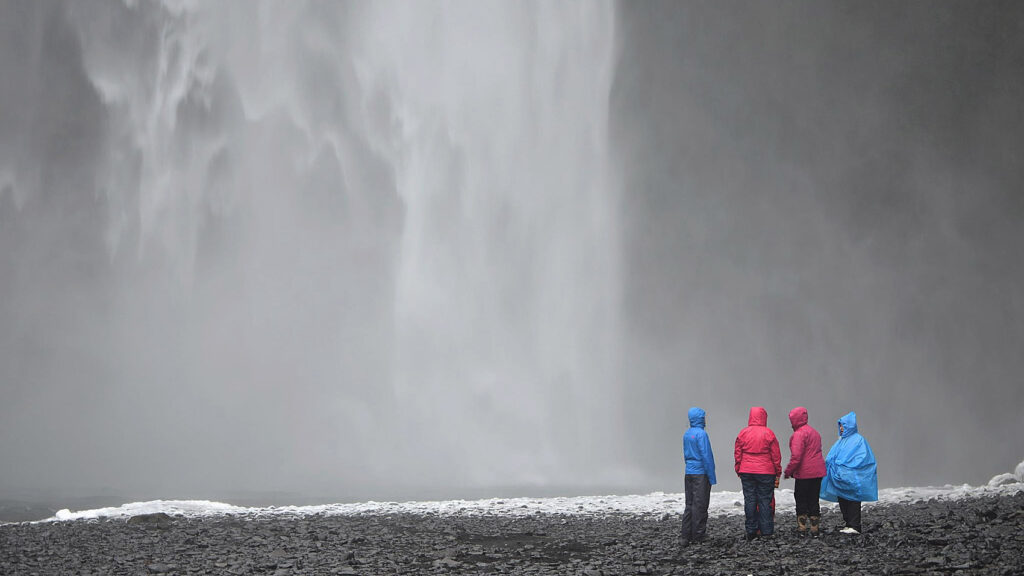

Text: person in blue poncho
xmin=820 ymin=411 xmax=878 ymax=534
xmin=681 ymin=407 xmax=717 ymax=545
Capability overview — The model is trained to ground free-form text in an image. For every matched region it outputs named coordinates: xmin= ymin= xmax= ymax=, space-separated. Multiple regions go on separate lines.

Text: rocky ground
xmin=2 ymin=491 xmax=1023 ymax=575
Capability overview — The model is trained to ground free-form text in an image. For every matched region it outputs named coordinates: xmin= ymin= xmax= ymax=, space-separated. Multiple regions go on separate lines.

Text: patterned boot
xmin=809 ymin=515 xmax=820 ymax=538
xmin=797 ymin=514 xmax=808 ymax=536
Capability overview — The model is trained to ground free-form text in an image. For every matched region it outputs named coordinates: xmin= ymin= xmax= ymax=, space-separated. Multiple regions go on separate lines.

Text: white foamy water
xmin=50 ymin=463 xmax=1023 ymax=522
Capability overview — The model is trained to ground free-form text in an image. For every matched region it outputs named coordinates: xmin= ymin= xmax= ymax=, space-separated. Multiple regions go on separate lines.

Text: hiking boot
xmin=809 ymin=515 xmax=820 ymax=538
xmin=797 ymin=514 xmax=808 ymax=535
xmin=745 ymin=533 xmax=758 ymax=542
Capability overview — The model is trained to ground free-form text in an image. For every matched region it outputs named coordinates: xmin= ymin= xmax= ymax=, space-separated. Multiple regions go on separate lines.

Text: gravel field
xmin=3 ymin=491 xmax=1023 ymax=575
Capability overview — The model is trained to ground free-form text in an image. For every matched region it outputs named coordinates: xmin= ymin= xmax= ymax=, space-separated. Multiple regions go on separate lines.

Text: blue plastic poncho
xmin=819 ymin=411 xmax=878 ymax=502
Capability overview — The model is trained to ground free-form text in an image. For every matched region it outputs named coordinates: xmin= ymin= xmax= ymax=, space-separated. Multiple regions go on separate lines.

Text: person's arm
xmin=784 ymin=431 xmax=802 ymax=479
xmin=734 ymin=435 xmax=742 ymax=474
xmin=771 ymin=434 xmax=782 ymax=478
xmin=701 ymin=433 xmax=717 ymax=486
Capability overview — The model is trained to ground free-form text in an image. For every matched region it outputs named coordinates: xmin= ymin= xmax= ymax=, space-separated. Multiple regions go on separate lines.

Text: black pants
xmin=739 ymin=473 xmax=775 ymax=536
xmin=681 ymin=474 xmax=712 ymax=543
xmin=794 ymin=477 xmax=822 ymax=516
xmin=838 ymin=497 xmax=862 ymax=532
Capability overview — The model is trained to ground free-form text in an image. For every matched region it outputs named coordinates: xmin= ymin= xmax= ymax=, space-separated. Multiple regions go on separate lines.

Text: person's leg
xmin=838 ymin=497 xmax=862 ymax=533
xmin=794 ymin=479 xmax=809 ymax=534
xmin=838 ymin=497 xmax=851 ymax=527
xmin=848 ymin=500 xmax=862 ymax=533
xmin=694 ymin=474 xmax=712 ymax=541
xmin=756 ymin=474 xmax=775 ymax=536
xmin=681 ymin=474 xmax=696 ymax=544
xmin=808 ymin=477 xmax=822 ymax=537
xmin=740 ymin=474 xmax=758 ymax=538
xmin=808 ymin=477 xmax=822 ymax=517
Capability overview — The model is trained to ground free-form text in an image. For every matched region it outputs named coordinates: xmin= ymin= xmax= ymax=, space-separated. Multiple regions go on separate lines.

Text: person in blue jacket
xmin=681 ymin=407 xmax=717 ymax=545
xmin=820 ymin=411 xmax=878 ymax=534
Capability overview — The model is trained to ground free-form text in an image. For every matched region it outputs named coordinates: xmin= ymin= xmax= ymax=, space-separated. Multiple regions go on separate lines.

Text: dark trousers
xmin=838 ymin=497 xmax=862 ymax=532
xmin=681 ymin=474 xmax=712 ymax=543
xmin=794 ymin=477 xmax=822 ymax=516
xmin=740 ymin=473 xmax=775 ymax=536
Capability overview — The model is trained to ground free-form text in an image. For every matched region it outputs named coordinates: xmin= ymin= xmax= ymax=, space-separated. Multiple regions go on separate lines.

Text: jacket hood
xmin=687 ymin=407 xmax=706 ymax=428
xmin=838 ymin=411 xmax=858 ymax=438
xmin=747 ymin=406 xmax=767 ymax=426
xmin=789 ymin=406 xmax=808 ymax=430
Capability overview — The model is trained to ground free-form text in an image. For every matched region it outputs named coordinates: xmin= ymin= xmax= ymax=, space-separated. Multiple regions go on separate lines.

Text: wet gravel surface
xmin=2 ymin=491 xmax=1023 ymax=575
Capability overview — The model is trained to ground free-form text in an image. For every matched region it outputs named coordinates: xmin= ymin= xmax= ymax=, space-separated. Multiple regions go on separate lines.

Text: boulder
xmin=128 ymin=512 xmax=173 ymax=525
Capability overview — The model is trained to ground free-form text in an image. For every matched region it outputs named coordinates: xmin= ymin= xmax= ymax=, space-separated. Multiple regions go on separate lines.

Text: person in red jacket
xmin=783 ymin=406 xmax=827 ymax=538
xmin=734 ymin=406 xmax=782 ymax=540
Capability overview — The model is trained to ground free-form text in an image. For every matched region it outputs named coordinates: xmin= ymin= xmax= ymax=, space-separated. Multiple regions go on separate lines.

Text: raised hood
xmin=747 ymin=406 xmax=767 ymax=426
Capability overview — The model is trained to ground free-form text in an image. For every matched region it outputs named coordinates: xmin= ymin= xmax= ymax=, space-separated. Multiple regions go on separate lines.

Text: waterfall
xmin=0 ymin=0 xmax=628 ymax=497
xmin=362 ymin=2 xmax=624 ymax=488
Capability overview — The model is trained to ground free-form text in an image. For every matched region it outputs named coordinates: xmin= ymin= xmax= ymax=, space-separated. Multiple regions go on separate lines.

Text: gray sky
xmin=1 ymin=1 xmax=1021 ymax=505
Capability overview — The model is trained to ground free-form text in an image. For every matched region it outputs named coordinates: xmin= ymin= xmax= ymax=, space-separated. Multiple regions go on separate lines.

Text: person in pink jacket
xmin=734 ymin=406 xmax=782 ymax=539
xmin=783 ymin=406 xmax=827 ymax=537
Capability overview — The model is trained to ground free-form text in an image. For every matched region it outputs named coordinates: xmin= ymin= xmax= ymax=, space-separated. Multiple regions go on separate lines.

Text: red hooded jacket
xmin=783 ymin=406 xmax=827 ymax=479
xmin=734 ymin=407 xmax=782 ymax=476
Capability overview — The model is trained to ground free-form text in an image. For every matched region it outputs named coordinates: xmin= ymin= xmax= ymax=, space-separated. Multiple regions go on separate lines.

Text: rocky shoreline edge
xmin=3 ymin=491 xmax=1022 ymax=575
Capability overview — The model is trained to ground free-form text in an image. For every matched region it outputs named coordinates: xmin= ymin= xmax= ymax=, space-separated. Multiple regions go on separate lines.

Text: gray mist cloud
xmin=613 ymin=1 xmax=1024 ymax=490
xmin=0 ymin=1 xmax=1021 ymax=505
xmin=1 ymin=0 xmax=625 ymax=503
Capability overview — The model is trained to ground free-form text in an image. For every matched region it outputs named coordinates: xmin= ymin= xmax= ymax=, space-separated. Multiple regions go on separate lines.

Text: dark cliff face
xmin=611 ymin=1 xmax=1024 ymax=488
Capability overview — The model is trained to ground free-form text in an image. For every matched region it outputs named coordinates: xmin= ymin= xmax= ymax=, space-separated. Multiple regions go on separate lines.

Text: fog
xmin=613 ymin=1 xmax=1024 ymax=491
xmin=0 ymin=1 xmax=1021 ymax=506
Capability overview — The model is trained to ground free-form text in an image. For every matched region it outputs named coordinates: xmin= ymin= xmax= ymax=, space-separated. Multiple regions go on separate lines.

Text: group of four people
xmin=680 ymin=406 xmax=878 ymax=545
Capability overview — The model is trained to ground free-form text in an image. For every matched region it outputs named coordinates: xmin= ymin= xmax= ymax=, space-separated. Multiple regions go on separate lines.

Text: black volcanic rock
xmin=127 ymin=512 xmax=173 ymax=525
xmin=1 ymin=491 xmax=1023 ymax=575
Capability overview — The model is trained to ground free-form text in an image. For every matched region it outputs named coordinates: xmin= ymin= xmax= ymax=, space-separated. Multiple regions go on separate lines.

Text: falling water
xmin=363 ymin=3 xmax=625 ymax=489
xmin=4 ymin=1 xmax=1024 ymax=504
xmin=0 ymin=1 xmax=628 ymax=498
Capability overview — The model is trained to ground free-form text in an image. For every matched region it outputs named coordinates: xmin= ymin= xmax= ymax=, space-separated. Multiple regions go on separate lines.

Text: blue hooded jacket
xmin=820 ymin=411 xmax=878 ymax=502
xmin=683 ymin=407 xmax=717 ymax=485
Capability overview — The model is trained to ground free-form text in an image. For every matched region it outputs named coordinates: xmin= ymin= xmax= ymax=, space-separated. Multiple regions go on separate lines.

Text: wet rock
xmin=2 ymin=492 xmax=1023 ymax=575
xmin=128 ymin=512 xmax=173 ymax=526
xmin=432 ymin=557 xmax=462 ymax=568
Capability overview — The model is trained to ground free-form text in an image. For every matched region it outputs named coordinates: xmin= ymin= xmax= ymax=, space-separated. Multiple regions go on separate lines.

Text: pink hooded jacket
xmin=783 ymin=406 xmax=827 ymax=479
xmin=734 ymin=407 xmax=782 ymax=476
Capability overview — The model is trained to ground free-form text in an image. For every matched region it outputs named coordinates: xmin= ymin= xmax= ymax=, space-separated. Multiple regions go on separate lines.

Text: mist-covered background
xmin=613 ymin=0 xmax=1024 ymax=490
xmin=1 ymin=1 xmax=1021 ymax=506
